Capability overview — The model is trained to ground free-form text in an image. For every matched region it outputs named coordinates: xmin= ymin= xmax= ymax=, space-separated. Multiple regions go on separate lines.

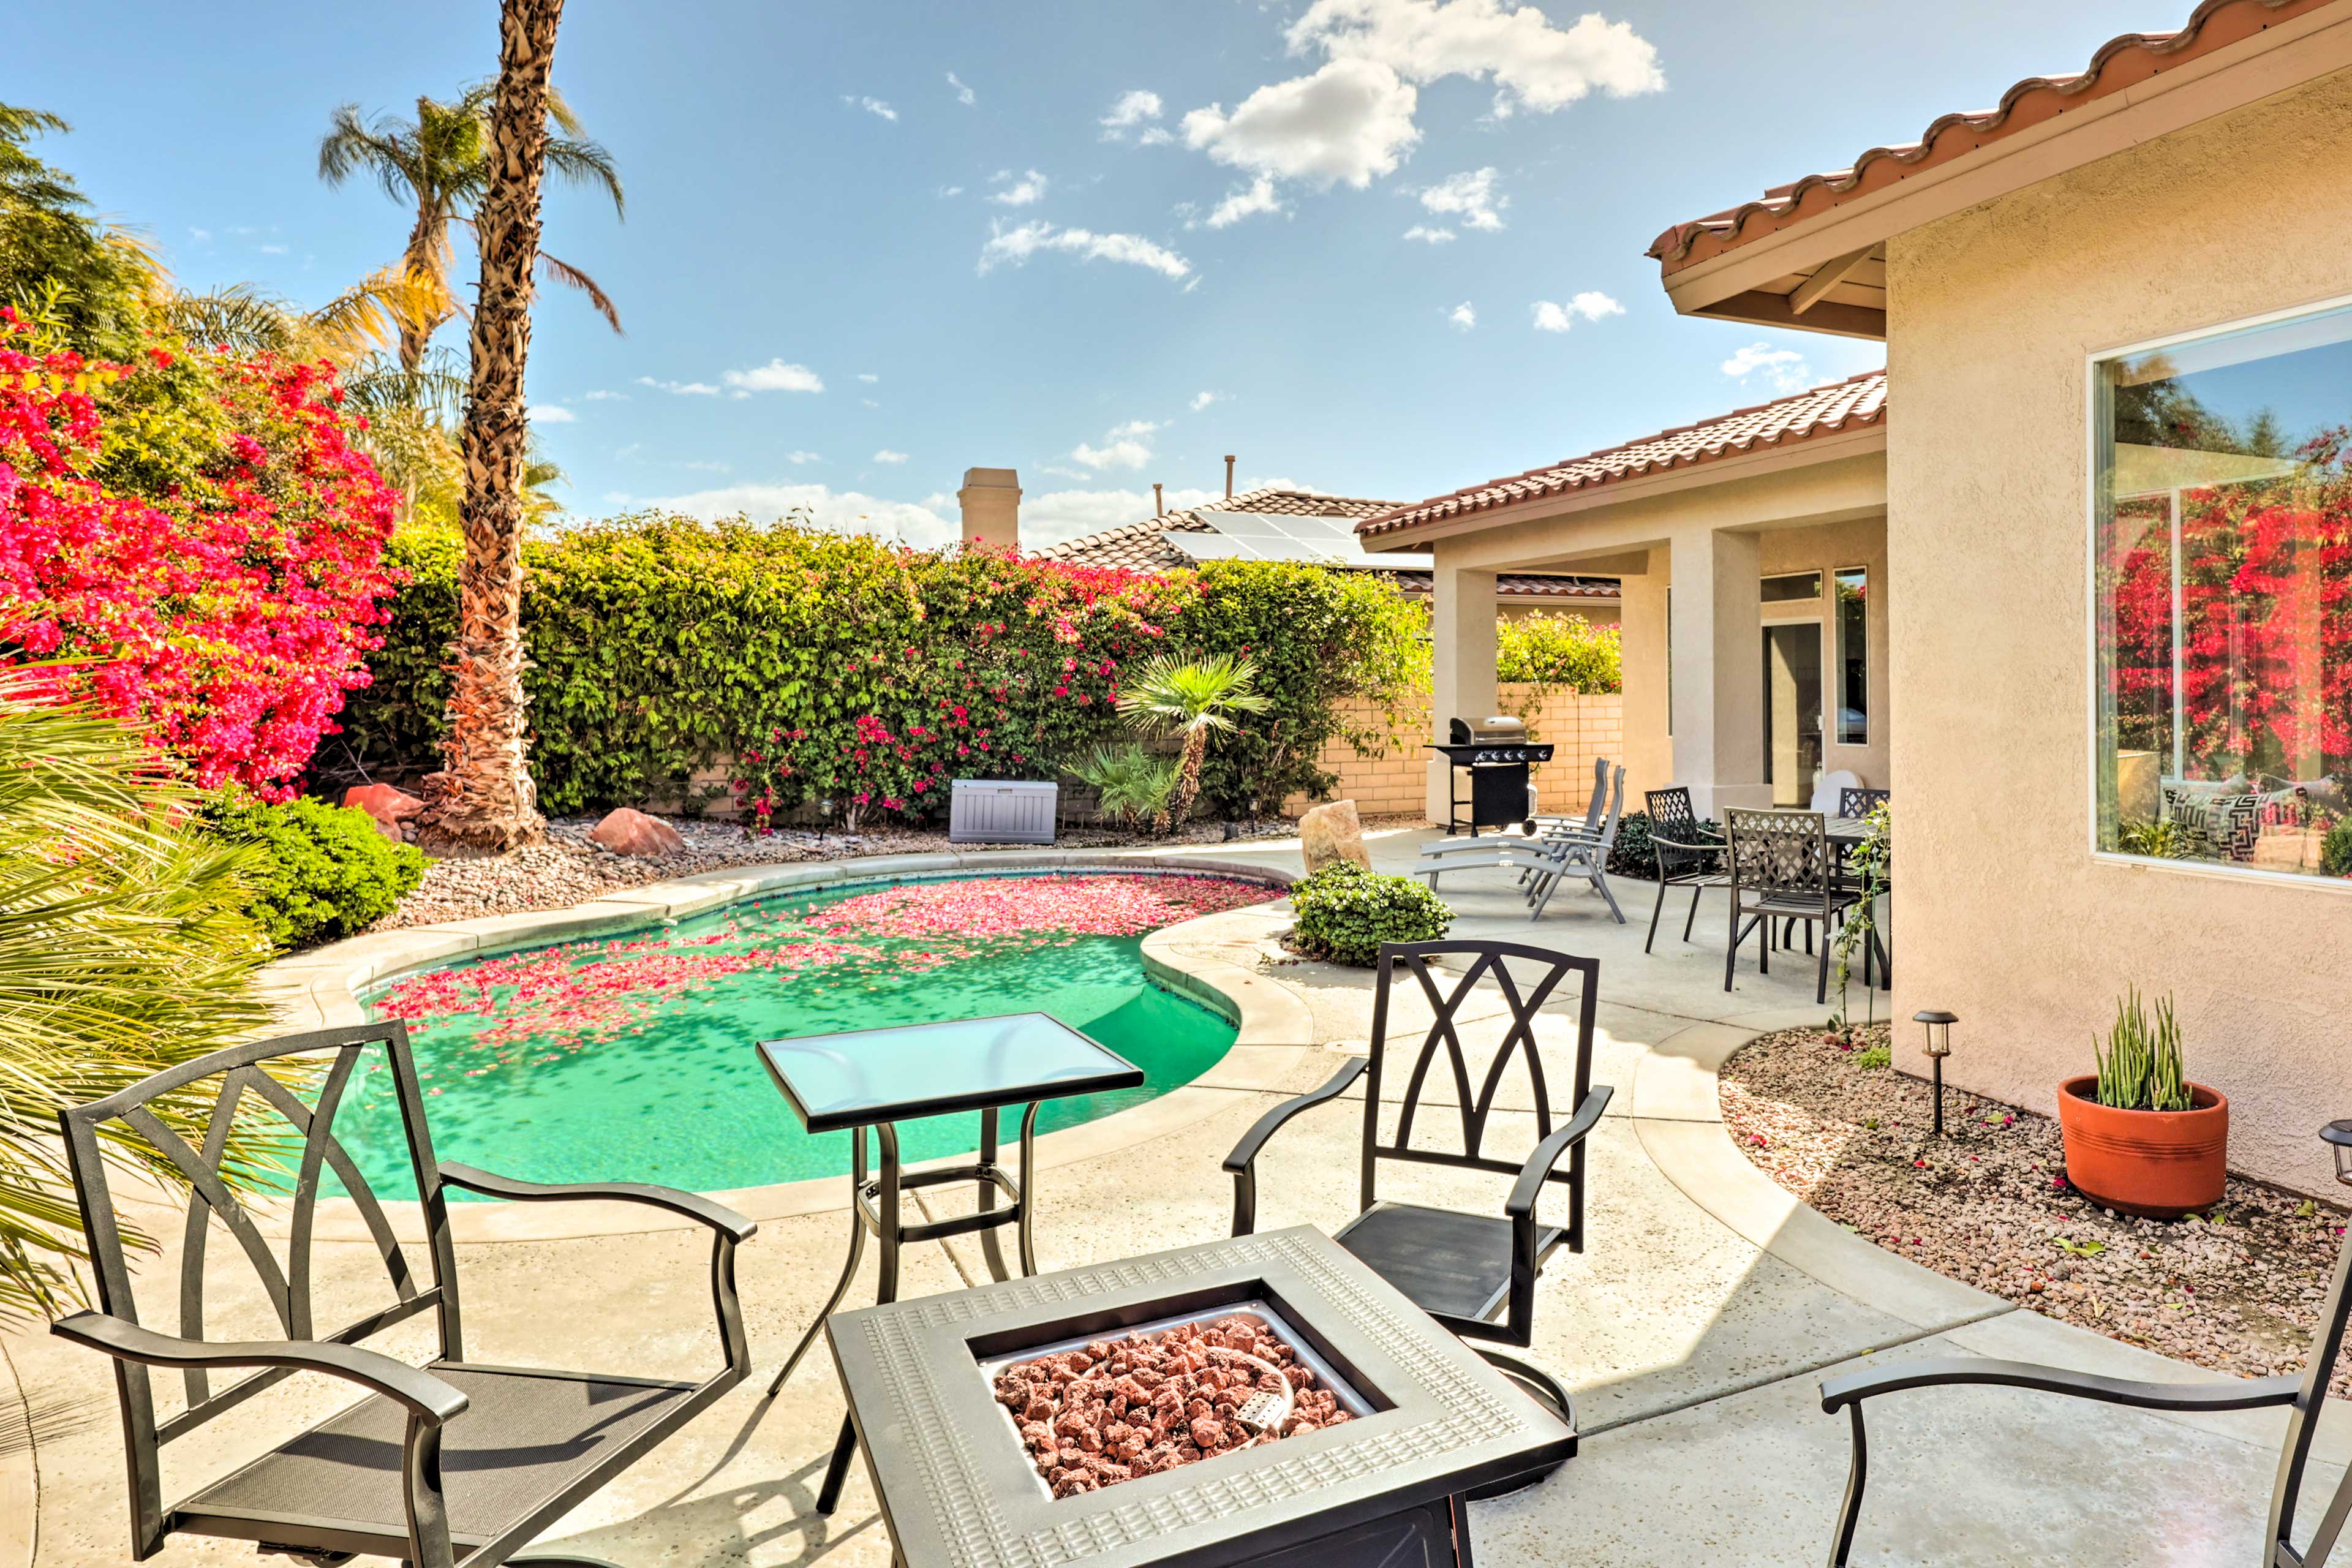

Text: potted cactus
xmin=2056 ymin=989 xmax=2228 ymax=1219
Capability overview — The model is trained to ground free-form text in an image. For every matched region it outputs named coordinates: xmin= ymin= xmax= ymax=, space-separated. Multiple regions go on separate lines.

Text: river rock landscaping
xmin=1721 ymin=1022 xmax=2352 ymax=1393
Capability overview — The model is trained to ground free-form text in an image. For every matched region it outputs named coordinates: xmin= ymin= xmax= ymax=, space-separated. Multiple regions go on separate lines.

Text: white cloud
xmin=722 ymin=358 xmax=825 ymax=394
xmin=857 ymin=372 xmax=880 ymax=383
xmin=787 ymin=450 xmax=822 ymax=464
xmin=873 ymin=449 xmax=911 ymax=465
xmin=679 ymin=459 xmax=731 ymax=473
xmin=188 ymin=226 xmax=213 ymax=243
xmin=1286 ymin=0 xmax=1665 ymax=117
xmin=1531 ymin=292 xmax=1624 ymax=333
xmin=636 ymin=375 xmax=720 ymax=396
xmin=1072 ymin=439 xmax=1153 ymax=472
xmin=1447 ymin=301 xmax=1476 ymax=330
xmin=649 ymin=483 xmax=957 ymax=549
xmin=1721 ymin=341 xmax=1814 ymax=394
xmin=1109 ymin=419 xmax=1159 ymax=439
xmin=580 ymin=389 xmax=628 ymax=402
xmin=862 ymin=398 xmax=881 ymax=409
xmin=1182 ymin=57 xmax=1419 ymax=189
xmin=978 ymin=221 xmax=1191 ymax=281
xmin=947 ymin=71 xmax=975 ymax=106
xmin=1402 ymin=224 xmax=1455 ymax=243
xmin=258 ymin=243 xmax=290 ymax=255
xmin=1204 ymin=174 xmax=1285 ymax=228
xmin=989 ymin=168 xmax=1050 ymax=207
xmin=848 ymin=95 xmax=898 ymax=121
xmin=526 ymin=404 xmax=576 ymax=423
xmin=937 ymin=184 xmax=965 ymax=198
xmin=1101 ymin=89 xmax=1164 ymax=138
xmin=1416 ymin=165 xmax=1506 ymax=230
xmin=1190 ymin=391 xmax=1219 ymax=412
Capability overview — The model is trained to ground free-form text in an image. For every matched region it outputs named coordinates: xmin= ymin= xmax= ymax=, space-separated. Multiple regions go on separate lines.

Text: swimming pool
xmin=344 ymin=872 xmax=1275 ymax=1200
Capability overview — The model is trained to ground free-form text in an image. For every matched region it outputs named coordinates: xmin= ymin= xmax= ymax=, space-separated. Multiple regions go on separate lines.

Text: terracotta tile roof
xmin=1646 ymin=0 xmax=2335 ymax=273
xmin=1042 ymin=486 xmax=1619 ymax=598
xmin=1357 ymin=370 xmax=1887 ymax=540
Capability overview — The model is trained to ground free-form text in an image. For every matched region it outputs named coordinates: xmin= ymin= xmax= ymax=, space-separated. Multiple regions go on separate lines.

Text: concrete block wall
xmin=1283 ymin=685 xmax=1624 ymax=821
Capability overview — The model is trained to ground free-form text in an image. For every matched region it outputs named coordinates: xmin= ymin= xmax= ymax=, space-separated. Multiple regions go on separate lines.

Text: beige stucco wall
xmin=1886 ymin=64 xmax=2352 ymax=1194
xmin=1756 ymin=517 xmax=1893 ymax=797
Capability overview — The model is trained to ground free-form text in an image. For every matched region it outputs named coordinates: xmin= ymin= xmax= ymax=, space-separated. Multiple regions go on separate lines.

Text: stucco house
xmin=1359 ymin=0 xmax=2352 ymax=1194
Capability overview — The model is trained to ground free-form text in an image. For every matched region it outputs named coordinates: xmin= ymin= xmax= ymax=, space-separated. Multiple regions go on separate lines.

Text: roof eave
xmin=1653 ymin=0 xmax=2352 ymax=329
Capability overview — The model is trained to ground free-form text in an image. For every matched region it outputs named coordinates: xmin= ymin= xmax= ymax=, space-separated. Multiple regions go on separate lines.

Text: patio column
xmin=1669 ymin=527 xmax=1769 ymax=818
xmin=1425 ymin=564 xmax=1498 ymax=823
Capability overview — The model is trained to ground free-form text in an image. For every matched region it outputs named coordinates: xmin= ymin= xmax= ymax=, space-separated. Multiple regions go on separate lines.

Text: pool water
xmin=340 ymin=873 xmax=1269 ymax=1200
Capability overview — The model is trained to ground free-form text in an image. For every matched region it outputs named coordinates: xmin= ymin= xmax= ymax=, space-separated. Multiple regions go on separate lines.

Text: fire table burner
xmin=827 ymin=1225 xmax=1574 ymax=1568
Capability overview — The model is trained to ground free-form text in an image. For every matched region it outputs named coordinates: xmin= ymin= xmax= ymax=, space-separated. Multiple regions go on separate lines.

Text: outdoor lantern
xmin=2323 ymin=1120 xmax=2352 ymax=1186
xmin=1915 ymin=1009 xmax=1958 ymax=1137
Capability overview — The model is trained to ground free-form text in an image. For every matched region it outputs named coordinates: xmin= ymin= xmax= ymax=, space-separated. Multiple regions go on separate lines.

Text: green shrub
xmin=1497 ymin=611 xmax=1622 ymax=694
xmin=1066 ymin=744 xmax=1178 ymax=829
xmin=2323 ymin=820 xmax=2352 ymax=877
xmin=1607 ymin=810 xmax=1721 ymax=880
xmin=1854 ymin=1044 xmax=1891 ymax=1070
xmin=1289 ymin=862 xmax=1453 ymax=967
xmin=203 ymin=796 xmax=426 ymax=952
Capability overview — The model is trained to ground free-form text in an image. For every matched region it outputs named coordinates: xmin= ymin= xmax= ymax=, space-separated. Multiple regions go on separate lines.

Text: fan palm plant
xmin=1116 ymin=654 xmax=1270 ymax=826
xmin=0 ymin=673 xmax=279 ymax=1321
xmin=1068 ymin=743 xmax=1181 ymax=832
xmin=318 ymin=76 xmax=622 ymax=373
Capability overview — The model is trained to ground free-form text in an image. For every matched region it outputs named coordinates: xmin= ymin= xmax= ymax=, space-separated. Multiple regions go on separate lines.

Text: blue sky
xmin=15 ymin=0 xmax=2174 ymax=548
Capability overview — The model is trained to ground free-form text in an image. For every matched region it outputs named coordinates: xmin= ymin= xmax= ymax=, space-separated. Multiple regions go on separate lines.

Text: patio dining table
xmin=754 ymin=1011 xmax=1145 ymax=1515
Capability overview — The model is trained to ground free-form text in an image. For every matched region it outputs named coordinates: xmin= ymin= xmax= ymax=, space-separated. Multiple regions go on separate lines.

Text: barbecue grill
xmin=1430 ymin=715 xmax=1554 ymax=835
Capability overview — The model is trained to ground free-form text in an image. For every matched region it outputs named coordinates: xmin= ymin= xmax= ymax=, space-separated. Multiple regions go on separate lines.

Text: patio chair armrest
xmin=1420 ymin=834 xmax=1553 ymax=859
xmin=1819 ymin=1358 xmax=2299 ymax=1415
xmin=1504 ymin=1085 xmax=1613 ymax=1221
xmin=51 ymin=1310 xmax=470 ymax=1425
xmin=1649 ymin=833 xmax=1720 ymax=853
xmin=1223 ymin=1058 xmax=1368 ymax=1236
xmin=440 ymin=1163 xmax=759 ymax=1243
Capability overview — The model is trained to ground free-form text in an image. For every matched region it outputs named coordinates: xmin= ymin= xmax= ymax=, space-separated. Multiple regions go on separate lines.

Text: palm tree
xmin=318 ymin=77 xmax=622 ymax=374
xmin=423 ymin=0 xmax=568 ymax=852
xmin=1117 ymin=654 xmax=1271 ymax=827
xmin=0 ymin=673 xmax=277 ymax=1321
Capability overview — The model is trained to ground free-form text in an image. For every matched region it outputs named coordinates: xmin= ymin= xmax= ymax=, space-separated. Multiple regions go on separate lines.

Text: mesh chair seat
xmin=1335 ymin=1203 xmax=1565 ymax=1325
xmin=183 ymin=1365 xmax=695 ymax=1550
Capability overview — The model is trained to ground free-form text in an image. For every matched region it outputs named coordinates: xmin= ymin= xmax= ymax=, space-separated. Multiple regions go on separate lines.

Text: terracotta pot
xmin=2056 ymin=1076 xmax=2228 ymax=1219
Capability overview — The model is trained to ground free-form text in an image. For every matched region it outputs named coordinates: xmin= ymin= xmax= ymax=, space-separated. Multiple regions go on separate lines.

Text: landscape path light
xmin=2323 ymin=1118 xmax=2352 ymax=1186
xmin=1915 ymin=1009 xmax=1957 ymax=1137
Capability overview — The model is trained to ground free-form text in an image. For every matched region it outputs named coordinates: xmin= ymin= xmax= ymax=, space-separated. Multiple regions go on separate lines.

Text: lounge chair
xmin=1421 ymin=766 xmax=1627 ymax=924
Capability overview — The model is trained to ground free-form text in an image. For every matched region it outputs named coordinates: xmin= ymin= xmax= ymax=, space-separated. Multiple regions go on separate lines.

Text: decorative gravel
xmin=373 ymin=812 xmax=1298 ymax=932
xmin=1721 ymin=1023 xmax=2352 ymax=1393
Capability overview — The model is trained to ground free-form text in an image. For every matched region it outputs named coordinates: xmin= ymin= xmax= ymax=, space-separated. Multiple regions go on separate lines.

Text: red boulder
xmin=588 ymin=808 xmax=686 ymax=858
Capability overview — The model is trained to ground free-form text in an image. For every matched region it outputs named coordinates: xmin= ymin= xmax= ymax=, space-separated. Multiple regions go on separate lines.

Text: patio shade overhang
xmin=1645 ymin=0 xmax=2352 ymax=341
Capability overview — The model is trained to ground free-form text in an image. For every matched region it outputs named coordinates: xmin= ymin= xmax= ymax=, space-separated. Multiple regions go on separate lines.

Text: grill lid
xmin=1449 ymin=715 xmax=1528 ymax=745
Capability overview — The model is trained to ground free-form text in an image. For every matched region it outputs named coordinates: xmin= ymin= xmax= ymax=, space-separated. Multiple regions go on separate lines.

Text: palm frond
xmin=317 ymin=104 xmax=419 ymax=209
xmin=543 ymin=137 xmax=624 ymax=218
xmin=534 ymin=248 xmax=621 ymax=333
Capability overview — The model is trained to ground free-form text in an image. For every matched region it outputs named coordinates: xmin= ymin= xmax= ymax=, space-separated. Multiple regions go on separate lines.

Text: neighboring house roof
xmin=1357 ymin=370 xmax=1887 ymax=541
xmin=1045 ymin=486 xmax=1619 ymax=598
xmin=1646 ymin=0 xmax=2332 ymax=274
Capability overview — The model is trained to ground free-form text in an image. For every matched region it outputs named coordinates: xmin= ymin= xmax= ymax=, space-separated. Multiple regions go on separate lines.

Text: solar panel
xmin=1194 ymin=510 xmax=1288 ymax=538
xmin=1163 ymin=532 xmax=1257 ymax=561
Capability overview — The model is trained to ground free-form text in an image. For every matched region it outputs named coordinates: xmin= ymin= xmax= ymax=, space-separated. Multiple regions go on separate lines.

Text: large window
xmin=2094 ymin=303 xmax=2352 ymax=880
xmin=1834 ymin=567 xmax=1868 ymax=745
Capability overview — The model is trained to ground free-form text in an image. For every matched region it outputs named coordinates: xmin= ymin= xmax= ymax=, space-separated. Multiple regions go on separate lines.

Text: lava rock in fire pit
xmin=992 ymin=1314 xmax=1350 ymax=1498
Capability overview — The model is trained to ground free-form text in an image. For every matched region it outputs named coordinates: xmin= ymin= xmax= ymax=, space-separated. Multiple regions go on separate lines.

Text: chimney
xmin=1153 ymin=482 xmax=1164 ymax=518
xmin=957 ymin=467 xmax=1021 ymax=552
xmin=1223 ymin=454 xmax=1235 ymax=498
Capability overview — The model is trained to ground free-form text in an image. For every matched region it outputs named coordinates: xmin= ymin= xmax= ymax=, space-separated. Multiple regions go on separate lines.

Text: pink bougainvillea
xmin=0 ymin=310 xmax=401 ymax=796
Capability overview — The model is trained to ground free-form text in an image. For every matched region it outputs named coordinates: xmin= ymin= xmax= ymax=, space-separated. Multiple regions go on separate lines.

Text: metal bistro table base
xmin=772 ymin=1101 xmax=1043 ymax=1514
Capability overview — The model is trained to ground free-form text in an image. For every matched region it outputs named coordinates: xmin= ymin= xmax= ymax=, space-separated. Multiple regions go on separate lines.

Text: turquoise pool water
xmin=340 ymin=873 xmax=1266 ymax=1200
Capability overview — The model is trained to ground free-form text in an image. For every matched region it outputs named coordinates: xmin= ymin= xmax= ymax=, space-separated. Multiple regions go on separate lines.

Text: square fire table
xmin=827 ymin=1225 xmax=1575 ymax=1568
xmin=758 ymin=1012 xmax=1145 ymax=1514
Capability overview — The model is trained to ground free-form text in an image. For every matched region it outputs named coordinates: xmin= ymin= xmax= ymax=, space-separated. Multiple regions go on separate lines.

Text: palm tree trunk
xmin=1170 ymin=730 xmax=1206 ymax=826
xmin=396 ymin=203 xmax=450 ymax=376
xmin=423 ymin=0 xmax=560 ymax=852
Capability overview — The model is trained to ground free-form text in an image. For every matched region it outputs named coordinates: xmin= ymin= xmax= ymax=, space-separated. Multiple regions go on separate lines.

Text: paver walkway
xmin=4 ymin=825 xmax=2344 ymax=1567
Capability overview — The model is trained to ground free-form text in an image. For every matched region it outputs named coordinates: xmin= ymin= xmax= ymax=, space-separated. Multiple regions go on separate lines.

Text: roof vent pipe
xmin=1223 ymin=454 xmax=1235 ymax=498
xmin=1153 ymin=482 xmax=1164 ymax=518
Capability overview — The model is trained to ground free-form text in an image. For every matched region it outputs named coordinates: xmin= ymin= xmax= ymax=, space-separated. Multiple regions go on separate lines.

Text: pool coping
xmin=249 ymin=848 xmax=1311 ymax=1244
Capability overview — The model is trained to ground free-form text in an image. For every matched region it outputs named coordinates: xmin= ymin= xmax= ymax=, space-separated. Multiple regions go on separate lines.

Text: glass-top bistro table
xmin=755 ymin=1011 xmax=1145 ymax=1513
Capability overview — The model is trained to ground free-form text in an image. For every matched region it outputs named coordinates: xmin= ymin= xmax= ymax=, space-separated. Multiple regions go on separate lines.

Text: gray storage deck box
xmin=948 ymin=778 xmax=1058 ymax=844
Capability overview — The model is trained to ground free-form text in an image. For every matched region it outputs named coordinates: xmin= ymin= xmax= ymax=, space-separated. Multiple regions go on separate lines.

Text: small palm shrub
xmin=2093 ymin=988 xmax=2192 ymax=1112
xmin=1066 ymin=744 xmax=1179 ymax=831
xmin=2119 ymin=816 xmax=2193 ymax=859
xmin=203 ymin=796 xmax=426 ymax=951
xmin=1117 ymin=653 xmax=1270 ymax=825
xmin=1289 ymin=862 xmax=1453 ymax=967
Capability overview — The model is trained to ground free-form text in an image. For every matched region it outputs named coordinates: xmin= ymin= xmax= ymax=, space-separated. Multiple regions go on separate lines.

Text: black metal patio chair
xmin=1643 ymin=786 xmax=1727 ymax=954
xmin=1222 ymin=940 xmax=1612 ymax=1448
xmin=49 ymin=1021 xmax=756 ymax=1568
xmin=1820 ymin=1118 xmax=2352 ymax=1567
xmin=1722 ymin=808 xmax=1863 ymax=1005
xmin=1838 ymin=786 xmax=1891 ymax=818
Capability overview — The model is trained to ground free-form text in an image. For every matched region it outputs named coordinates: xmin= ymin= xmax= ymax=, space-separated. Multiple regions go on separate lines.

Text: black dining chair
xmin=1838 ymin=786 xmax=1891 ymax=817
xmin=1220 ymin=940 xmax=1612 ymax=1449
xmin=1722 ymin=808 xmax=1861 ymax=1004
xmin=49 ymin=1021 xmax=756 ymax=1568
xmin=1643 ymin=786 xmax=1727 ymax=954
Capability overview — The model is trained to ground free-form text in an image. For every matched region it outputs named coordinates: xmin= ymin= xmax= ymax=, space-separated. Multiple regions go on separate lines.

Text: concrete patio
xmin=4 ymin=824 xmax=2343 ymax=1567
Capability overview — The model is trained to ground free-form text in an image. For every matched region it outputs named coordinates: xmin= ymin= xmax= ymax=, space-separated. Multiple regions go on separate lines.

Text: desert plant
xmin=2094 ymin=987 xmax=2192 ymax=1112
xmin=1288 ymin=861 xmax=1453 ymax=967
xmin=2322 ymin=820 xmax=2352 ymax=877
xmin=1066 ymin=744 xmax=1178 ymax=831
xmin=202 ymin=796 xmax=427 ymax=951
xmin=0 ymin=675 xmax=282 ymax=1319
xmin=1117 ymin=652 xmax=1271 ymax=826
xmin=2119 ymin=816 xmax=2194 ymax=859
xmin=1830 ymin=801 xmax=1893 ymax=1031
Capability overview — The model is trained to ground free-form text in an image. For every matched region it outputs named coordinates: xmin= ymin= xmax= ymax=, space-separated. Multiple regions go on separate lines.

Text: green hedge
xmin=202 ymin=796 xmax=426 ymax=951
xmin=1288 ymin=862 xmax=1453 ymax=966
xmin=337 ymin=517 xmax=1426 ymax=824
